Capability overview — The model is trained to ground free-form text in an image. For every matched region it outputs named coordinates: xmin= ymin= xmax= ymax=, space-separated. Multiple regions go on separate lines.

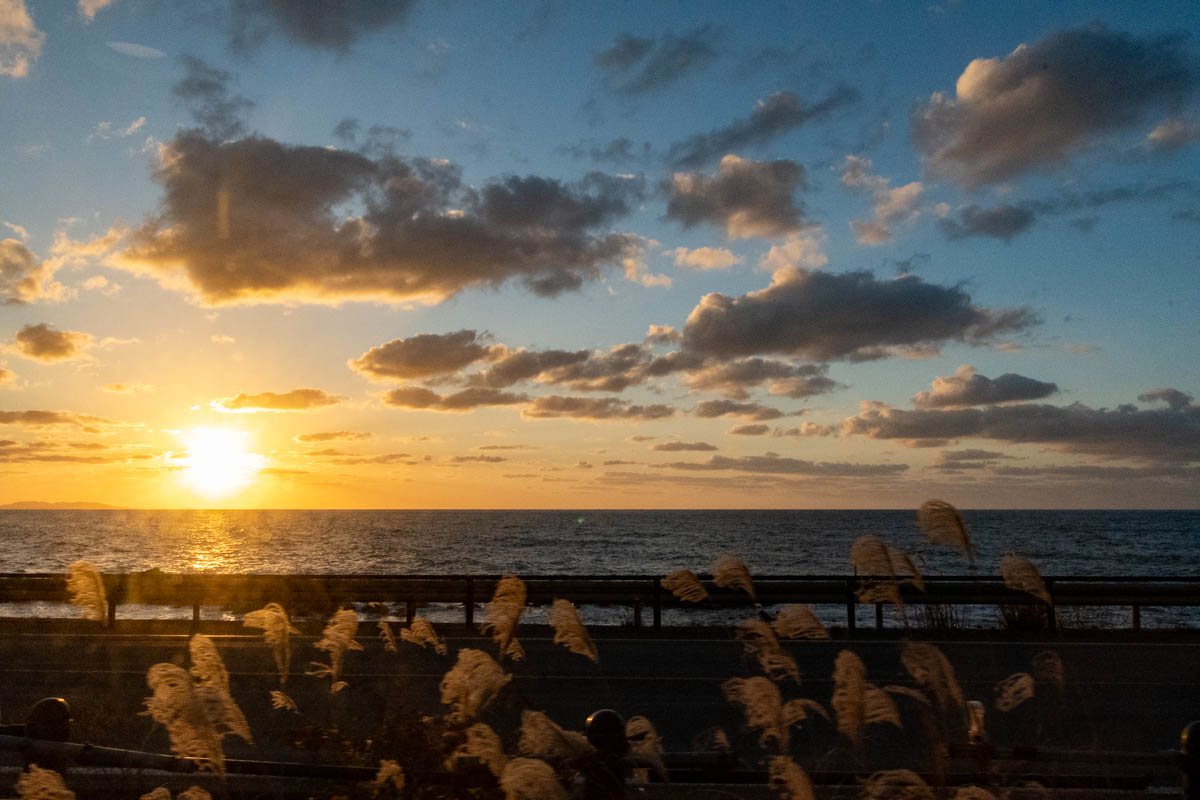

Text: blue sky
xmin=1 ymin=0 xmax=1198 ymax=508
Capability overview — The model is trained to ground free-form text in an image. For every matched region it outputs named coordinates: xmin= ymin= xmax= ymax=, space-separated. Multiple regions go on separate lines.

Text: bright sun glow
xmin=178 ymin=428 xmax=266 ymax=498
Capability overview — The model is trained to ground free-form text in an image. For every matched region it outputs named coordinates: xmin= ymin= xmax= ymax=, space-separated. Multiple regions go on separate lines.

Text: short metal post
xmin=405 ymin=600 xmax=415 ymax=625
xmin=191 ymin=601 xmax=200 ymax=626
xmin=875 ymin=603 xmax=884 ymax=629
xmin=1044 ymin=580 xmax=1057 ymax=633
xmin=652 ymin=578 xmax=662 ymax=630
xmin=1181 ymin=721 xmax=1199 ymax=800
xmin=464 ymin=578 xmax=475 ymax=628
xmin=1132 ymin=604 xmax=1141 ymax=632
xmin=846 ymin=579 xmax=857 ymax=635
xmin=632 ymin=598 xmax=642 ymax=629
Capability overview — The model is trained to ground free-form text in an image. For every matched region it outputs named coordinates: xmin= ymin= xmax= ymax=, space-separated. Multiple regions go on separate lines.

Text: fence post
xmin=1132 ymin=604 xmax=1141 ymax=632
xmin=1181 ymin=721 xmax=1199 ymax=800
xmin=845 ymin=578 xmax=857 ymax=635
xmin=632 ymin=598 xmax=642 ymax=629
xmin=1045 ymin=579 xmax=1057 ymax=633
xmin=464 ymin=578 xmax=475 ymax=629
xmin=875 ymin=603 xmax=884 ymax=629
xmin=652 ymin=577 xmax=662 ymax=630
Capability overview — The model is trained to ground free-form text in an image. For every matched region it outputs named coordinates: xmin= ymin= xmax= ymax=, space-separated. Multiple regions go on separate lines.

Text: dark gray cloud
xmin=350 ymin=331 xmax=496 ymax=381
xmin=729 ymin=424 xmax=770 ymax=436
xmin=842 ymin=395 xmax=1200 ymax=461
xmin=557 ymin=138 xmax=654 ymax=165
xmin=12 ymin=323 xmax=92 ymax=362
xmin=663 ymin=453 xmax=908 ymax=477
xmin=333 ymin=119 xmax=412 ymax=157
xmin=912 ymin=365 xmax=1058 ymax=408
xmin=991 ymin=463 xmax=1200 ymax=481
xmin=664 ymin=155 xmax=806 ymax=238
xmin=684 ymin=358 xmax=837 ymax=400
xmin=230 ymin=0 xmax=415 ymax=54
xmin=651 ymin=441 xmax=717 ymax=452
xmin=682 ymin=268 xmax=1037 ymax=361
xmin=939 ymin=204 xmax=1035 ymax=241
xmin=775 ymin=423 xmax=837 ymax=437
xmin=522 ymin=396 xmax=675 ymax=421
xmin=383 ymin=386 xmax=529 ymax=412
xmin=119 ymin=130 xmax=647 ymax=304
xmin=693 ymin=400 xmax=785 ymax=421
xmin=294 ymin=431 xmax=373 ymax=443
xmin=1139 ymin=387 xmax=1194 ymax=411
xmin=467 ymin=348 xmax=590 ymax=388
xmin=1147 ymin=117 xmax=1200 ymax=151
xmin=595 ymin=27 xmax=718 ymax=95
xmin=173 ymin=56 xmax=254 ymax=140
xmin=667 ymin=88 xmax=858 ymax=168
xmin=212 ymin=388 xmax=342 ymax=412
xmin=913 ymin=26 xmax=1199 ymax=187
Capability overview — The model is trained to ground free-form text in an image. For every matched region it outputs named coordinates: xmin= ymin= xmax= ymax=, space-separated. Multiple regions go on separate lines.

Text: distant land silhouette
xmin=1 ymin=501 xmax=121 ymax=510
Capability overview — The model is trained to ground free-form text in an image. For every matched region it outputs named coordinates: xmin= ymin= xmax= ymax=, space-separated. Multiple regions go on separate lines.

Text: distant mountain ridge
xmin=1 ymin=501 xmax=121 ymax=510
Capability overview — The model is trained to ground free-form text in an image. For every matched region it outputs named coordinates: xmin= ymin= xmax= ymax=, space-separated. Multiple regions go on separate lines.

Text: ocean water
xmin=2 ymin=509 xmax=1197 ymax=626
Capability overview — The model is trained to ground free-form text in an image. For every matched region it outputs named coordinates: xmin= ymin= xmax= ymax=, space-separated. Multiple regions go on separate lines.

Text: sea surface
xmin=1 ymin=509 xmax=1197 ymax=625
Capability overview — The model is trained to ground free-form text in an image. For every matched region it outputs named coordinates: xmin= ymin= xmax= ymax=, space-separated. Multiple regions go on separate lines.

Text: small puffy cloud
xmin=103 ymin=382 xmax=153 ymax=394
xmin=0 ymin=366 xmax=14 ymax=385
xmin=1147 ymin=117 xmax=1200 ymax=152
xmin=78 ymin=0 xmax=114 ymax=21
xmin=1139 ymin=387 xmax=1194 ymax=412
xmin=294 ymin=430 xmax=373 ymax=443
xmin=523 ymin=395 xmax=675 ymax=421
xmin=451 ymin=454 xmax=505 ymax=463
xmin=682 ymin=267 xmax=1036 ymax=361
xmin=760 ymin=230 xmax=828 ymax=271
xmin=664 ymin=452 xmax=908 ymax=477
xmin=3 ymin=221 xmax=28 ymax=240
xmin=211 ymin=387 xmax=342 ymax=412
xmin=467 ymin=347 xmax=591 ymax=389
xmin=651 ymin=441 xmax=717 ymax=452
xmin=82 ymin=275 xmax=120 ymax=295
xmin=644 ymin=325 xmax=680 ymax=345
xmin=383 ymin=386 xmax=528 ymax=412
xmin=595 ymin=26 xmax=717 ymax=95
xmin=664 ymin=155 xmax=806 ymax=239
xmin=670 ymin=246 xmax=742 ymax=270
xmin=12 ymin=323 xmax=92 ymax=362
xmin=230 ymin=0 xmax=415 ymax=54
xmin=108 ymin=41 xmax=166 ymax=58
xmin=729 ymin=423 xmax=769 ymax=436
xmin=685 ymin=358 xmax=837 ymax=400
xmin=913 ymin=26 xmax=1200 ymax=187
xmin=0 ymin=0 xmax=43 ymax=78
xmin=840 ymin=156 xmax=923 ymax=245
xmin=210 ymin=334 xmax=235 ymax=344
xmin=666 ymin=88 xmax=858 ymax=167
xmin=938 ymin=204 xmax=1035 ymax=241
xmin=775 ymin=422 xmax=836 ymax=437
xmin=912 ymin=365 xmax=1058 ymax=408
xmin=933 ymin=448 xmax=1012 ymax=469
xmin=350 ymin=331 xmax=495 ymax=381
xmin=2 ymin=238 xmax=63 ymax=304
xmin=694 ymin=399 xmax=785 ymax=421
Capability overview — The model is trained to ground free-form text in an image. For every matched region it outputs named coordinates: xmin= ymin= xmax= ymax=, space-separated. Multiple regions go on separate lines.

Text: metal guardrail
xmin=2 ymin=572 xmax=1199 ymax=631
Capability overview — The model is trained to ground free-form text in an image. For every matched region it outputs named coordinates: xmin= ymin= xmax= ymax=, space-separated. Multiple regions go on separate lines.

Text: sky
xmin=1 ymin=0 xmax=1198 ymax=509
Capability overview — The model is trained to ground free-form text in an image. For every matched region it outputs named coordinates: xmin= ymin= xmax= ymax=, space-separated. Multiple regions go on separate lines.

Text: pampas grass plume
xmin=548 ymin=599 xmax=598 ymax=662
xmin=517 ymin=710 xmax=593 ymax=762
xmin=499 ymin=758 xmax=567 ymax=800
xmin=713 ymin=554 xmax=757 ymax=603
xmin=66 ymin=561 xmax=107 ymax=626
xmin=832 ymin=650 xmax=901 ymax=745
xmin=662 ymin=569 xmax=708 ymax=603
xmin=17 ymin=765 xmax=74 ymax=800
xmin=270 ymin=690 xmax=298 ymax=712
xmin=143 ymin=663 xmax=226 ymax=773
xmin=401 ymin=617 xmax=448 ymax=655
xmin=447 ymin=722 xmax=507 ymax=778
xmin=772 ymin=604 xmax=830 ymax=639
xmin=901 ymin=642 xmax=966 ymax=722
xmin=952 ymin=788 xmax=999 ymax=800
xmin=372 ymin=760 xmax=405 ymax=795
xmin=484 ymin=575 xmax=527 ymax=661
xmin=176 ymin=789 xmax=212 ymax=800
xmin=189 ymin=634 xmax=252 ymax=744
xmin=918 ymin=499 xmax=975 ymax=568
xmin=243 ymin=603 xmax=298 ymax=684
xmin=861 ymin=769 xmax=933 ymax=800
xmin=768 ymin=756 xmax=815 ymax=800
xmin=994 ymin=673 xmax=1035 ymax=711
xmin=625 ymin=715 xmax=666 ymax=783
xmin=440 ymin=648 xmax=511 ymax=721
xmin=722 ymin=676 xmax=787 ymax=749
xmin=378 ymin=620 xmax=398 ymax=652
xmin=1001 ymin=554 xmax=1052 ymax=604
xmin=311 ymin=608 xmax=363 ymax=690
xmin=735 ymin=619 xmax=801 ymax=682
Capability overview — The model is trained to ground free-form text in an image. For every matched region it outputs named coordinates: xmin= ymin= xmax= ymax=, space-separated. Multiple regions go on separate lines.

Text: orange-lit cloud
xmin=211 ymin=388 xmax=343 ymax=412
xmin=294 ymin=430 xmax=373 ymax=442
xmin=10 ymin=323 xmax=92 ymax=362
xmin=664 ymin=155 xmax=806 ymax=239
xmin=522 ymin=396 xmax=674 ymax=421
xmin=912 ymin=365 xmax=1058 ymax=408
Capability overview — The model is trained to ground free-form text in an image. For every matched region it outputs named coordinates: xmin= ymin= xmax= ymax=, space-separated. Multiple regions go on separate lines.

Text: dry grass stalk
xmin=143 ymin=663 xmax=227 ymax=773
xmin=310 ymin=608 xmax=363 ymax=691
xmin=517 ymin=710 xmax=593 ymax=762
xmin=242 ymin=603 xmax=298 ymax=685
xmin=782 ymin=698 xmax=830 ymax=726
xmin=901 ymin=642 xmax=966 ymax=723
xmin=918 ymin=499 xmax=975 ymax=568
xmin=176 ymin=790 xmax=212 ymax=800
xmin=401 ymin=617 xmax=448 ymax=655
xmin=662 ymin=569 xmax=708 ymax=603
xmin=768 ymin=756 xmax=815 ymax=800
xmin=832 ymin=650 xmax=901 ymax=745
xmin=372 ymin=760 xmax=406 ymax=796
xmin=16 ymin=765 xmax=75 ymax=800
xmin=1001 ymin=554 xmax=1051 ymax=605
xmin=713 ymin=554 xmax=757 ymax=603
xmin=883 ymin=685 xmax=931 ymax=705
xmin=1032 ymin=650 xmax=1064 ymax=692
xmin=861 ymin=769 xmax=934 ymax=800
xmin=378 ymin=620 xmax=398 ymax=653
xmin=625 ymin=715 xmax=667 ymax=783
xmin=722 ymin=676 xmax=787 ymax=749
xmin=851 ymin=536 xmax=923 ymax=619
xmin=440 ymin=648 xmax=511 ymax=721
xmin=692 ymin=727 xmax=731 ymax=753
xmin=735 ymin=619 xmax=801 ymax=682
xmin=772 ymin=604 xmax=830 ymax=639
xmin=447 ymin=722 xmax=507 ymax=778
xmin=485 ymin=575 xmax=527 ymax=661
xmin=189 ymin=634 xmax=252 ymax=744
xmin=951 ymin=788 xmax=999 ymax=800
xmin=994 ymin=673 xmax=1035 ymax=711
xmin=140 ymin=789 xmax=171 ymax=800
xmin=499 ymin=757 xmax=567 ymax=800
xmin=66 ymin=561 xmax=107 ymax=625
xmin=548 ymin=599 xmax=598 ymax=662
xmin=270 ymin=690 xmax=298 ymax=712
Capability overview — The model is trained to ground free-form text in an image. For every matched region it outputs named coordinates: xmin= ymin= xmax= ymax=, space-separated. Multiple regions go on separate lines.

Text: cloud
xmin=11 ymin=323 xmax=92 ymax=362
xmin=108 ymin=41 xmax=166 ymax=59
xmin=775 ymin=422 xmax=836 ymax=437
xmin=113 ymin=129 xmax=648 ymax=305
xmin=595 ymin=26 xmax=718 ymax=95
xmin=651 ymin=441 xmax=717 ymax=452
xmin=729 ymin=424 xmax=769 ymax=436
xmin=913 ymin=365 xmax=1058 ymax=408
xmin=0 ymin=409 xmax=117 ymax=430
xmin=522 ymin=396 xmax=675 ymax=421
xmin=663 ymin=452 xmax=908 ymax=477
xmin=78 ymin=0 xmax=114 ymax=21
xmin=557 ymin=137 xmax=654 ymax=165
xmin=102 ymin=382 xmax=153 ymax=394
xmin=295 ymin=431 xmax=373 ymax=443
xmin=664 ymin=155 xmax=806 ymax=238
xmin=350 ymin=330 xmax=496 ymax=381
xmin=933 ymin=448 xmax=1012 ymax=468
xmin=1147 ymin=117 xmax=1200 ymax=152
xmin=0 ymin=0 xmax=43 ymax=78
xmin=670 ymin=246 xmax=743 ymax=270
xmin=693 ymin=399 xmax=785 ymax=421
xmin=682 ymin=267 xmax=1037 ymax=361
xmin=666 ymin=88 xmax=858 ymax=167
xmin=451 ymin=454 xmax=505 ymax=463
xmin=938 ymin=204 xmax=1035 ymax=241
xmin=3 ymin=221 xmax=28 ymax=240
xmin=842 ymin=395 xmax=1200 ymax=461
xmin=685 ymin=359 xmax=837 ymax=400
xmin=840 ymin=156 xmax=923 ymax=245
xmin=1 ymin=239 xmax=63 ymax=304
xmin=229 ymin=0 xmax=415 ymax=54
xmin=383 ymin=386 xmax=529 ymax=412
xmin=0 ymin=366 xmax=13 ymax=385
xmin=466 ymin=347 xmax=591 ymax=388
xmin=913 ymin=26 xmax=1199 ymax=187
xmin=760 ymin=230 xmax=828 ymax=271
xmin=211 ymin=388 xmax=342 ymax=412
xmin=1139 ymin=387 xmax=1194 ymax=412
xmin=331 ymin=452 xmax=418 ymax=466
xmin=644 ymin=325 xmax=680 ymax=345
xmin=173 ymin=56 xmax=255 ymax=140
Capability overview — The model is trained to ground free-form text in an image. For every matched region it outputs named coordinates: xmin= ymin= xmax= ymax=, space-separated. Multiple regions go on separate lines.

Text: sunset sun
xmin=178 ymin=428 xmax=265 ymax=499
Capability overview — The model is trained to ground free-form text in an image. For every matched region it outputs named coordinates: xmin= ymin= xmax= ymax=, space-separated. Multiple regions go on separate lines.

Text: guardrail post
xmin=464 ymin=578 xmax=475 ymax=629
xmin=1132 ymin=604 xmax=1141 ymax=632
xmin=405 ymin=600 xmax=415 ymax=625
xmin=632 ymin=598 xmax=642 ymax=629
xmin=1045 ymin=579 xmax=1057 ymax=633
xmin=106 ymin=575 xmax=123 ymax=628
xmin=875 ymin=603 xmax=884 ymax=629
xmin=1181 ymin=721 xmax=1199 ymax=800
xmin=845 ymin=578 xmax=857 ymax=635
xmin=652 ymin=577 xmax=662 ymax=630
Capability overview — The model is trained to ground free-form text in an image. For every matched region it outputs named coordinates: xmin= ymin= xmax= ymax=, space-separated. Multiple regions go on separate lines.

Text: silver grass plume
xmin=378 ymin=620 xmax=398 ymax=653
xmin=372 ymin=760 xmax=406 ymax=795
xmin=861 ymin=769 xmax=934 ymax=800
xmin=735 ymin=619 xmax=801 ymax=682
xmin=242 ymin=602 xmax=298 ymax=685
xmin=768 ymin=756 xmax=815 ymax=800
xmin=548 ymin=599 xmax=598 ymax=662
xmin=176 ymin=790 xmax=212 ymax=800
xmin=270 ymin=691 xmax=298 ymax=712
xmin=66 ymin=561 xmax=107 ymax=625
xmin=440 ymin=648 xmax=511 ymax=721
xmin=484 ymin=575 xmax=527 ymax=661
xmin=518 ymin=710 xmax=593 ymax=762
xmin=712 ymin=554 xmax=757 ymax=603
xmin=1001 ymin=554 xmax=1051 ymax=604
xmin=918 ymin=499 xmax=975 ymax=568
xmin=772 ymin=604 xmax=830 ymax=639
xmin=722 ymin=676 xmax=788 ymax=749
xmin=310 ymin=608 xmax=363 ymax=691
xmin=851 ymin=536 xmax=923 ymax=619
xmin=140 ymin=789 xmax=171 ymax=800
xmin=142 ymin=663 xmax=226 ymax=773
xmin=499 ymin=757 xmax=567 ymax=800
xmin=402 ymin=617 xmax=448 ymax=655
xmin=951 ymin=788 xmax=1000 ymax=800
xmin=662 ymin=569 xmax=708 ymax=603
xmin=447 ymin=722 xmax=507 ymax=778
xmin=189 ymin=634 xmax=252 ymax=744
xmin=831 ymin=650 xmax=901 ymax=745
xmin=901 ymin=642 xmax=966 ymax=724
xmin=625 ymin=715 xmax=666 ymax=783
xmin=16 ymin=765 xmax=74 ymax=800
xmin=993 ymin=673 xmax=1034 ymax=711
